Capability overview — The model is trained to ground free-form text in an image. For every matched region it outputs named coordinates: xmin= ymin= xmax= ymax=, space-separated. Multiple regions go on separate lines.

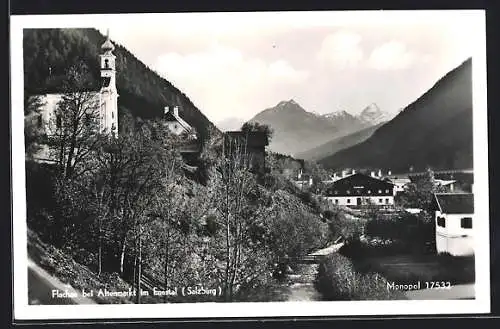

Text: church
xmin=32 ymin=31 xmax=119 ymax=141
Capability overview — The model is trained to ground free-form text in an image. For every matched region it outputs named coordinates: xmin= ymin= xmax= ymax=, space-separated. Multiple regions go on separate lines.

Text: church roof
xmin=101 ymin=36 xmax=115 ymax=52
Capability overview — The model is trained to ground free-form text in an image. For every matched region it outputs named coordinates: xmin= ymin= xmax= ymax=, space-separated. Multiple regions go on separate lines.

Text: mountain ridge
xmin=319 ymin=57 xmax=473 ymax=172
xmin=248 ymin=99 xmax=390 ymax=156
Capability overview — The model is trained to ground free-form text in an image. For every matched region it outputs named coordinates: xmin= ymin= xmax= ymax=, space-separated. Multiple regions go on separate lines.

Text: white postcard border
xmin=11 ymin=11 xmax=490 ymax=320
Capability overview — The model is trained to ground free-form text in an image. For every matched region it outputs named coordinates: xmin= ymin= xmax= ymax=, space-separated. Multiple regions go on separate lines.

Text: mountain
xmin=296 ymin=122 xmax=384 ymax=161
xmin=216 ymin=117 xmax=245 ymax=132
xmin=358 ymin=103 xmax=391 ymax=126
xmin=248 ymin=99 xmax=344 ymax=155
xmin=322 ymin=110 xmax=367 ymax=131
xmin=23 ymin=28 xmax=219 ymax=143
xmin=319 ymin=58 xmax=473 ymax=173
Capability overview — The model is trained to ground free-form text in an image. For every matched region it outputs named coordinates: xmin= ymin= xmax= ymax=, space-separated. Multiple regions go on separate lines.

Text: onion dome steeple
xmin=101 ymin=29 xmax=115 ymax=53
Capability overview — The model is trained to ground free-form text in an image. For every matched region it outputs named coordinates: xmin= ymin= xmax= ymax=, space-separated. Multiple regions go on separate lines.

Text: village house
xmin=324 ymin=172 xmax=395 ymax=207
xmin=432 ymin=193 xmax=474 ymax=256
xmin=224 ymin=131 xmax=269 ymax=173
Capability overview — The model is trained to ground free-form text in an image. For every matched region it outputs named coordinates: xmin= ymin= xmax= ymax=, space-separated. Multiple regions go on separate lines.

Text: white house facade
xmin=163 ymin=106 xmax=195 ymax=138
xmin=433 ymin=193 xmax=474 ymax=256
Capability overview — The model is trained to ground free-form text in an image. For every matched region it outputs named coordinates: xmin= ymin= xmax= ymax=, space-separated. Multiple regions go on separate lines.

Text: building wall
xmin=165 ymin=121 xmax=189 ymax=136
xmin=435 ymin=211 xmax=474 ymax=256
xmin=325 ymin=195 xmax=394 ymax=207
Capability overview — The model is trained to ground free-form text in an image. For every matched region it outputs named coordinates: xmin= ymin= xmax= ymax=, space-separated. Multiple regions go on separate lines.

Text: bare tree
xmin=48 ymin=62 xmax=102 ymax=180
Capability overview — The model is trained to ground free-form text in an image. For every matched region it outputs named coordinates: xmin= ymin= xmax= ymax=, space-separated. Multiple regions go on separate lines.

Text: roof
xmin=225 ymin=131 xmax=269 ymax=148
xmin=325 ymin=173 xmax=394 ymax=196
xmin=163 ymin=108 xmax=192 ymax=131
xmin=329 ymin=173 xmax=394 ymax=188
xmin=101 ymin=37 xmax=115 ymax=52
xmin=433 ymin=193 xmax=474 ymax=214
xmin=435 ymin=179 xmax=456 ymax=186
xmin=391 ymin=178 xmax=411 ymax=184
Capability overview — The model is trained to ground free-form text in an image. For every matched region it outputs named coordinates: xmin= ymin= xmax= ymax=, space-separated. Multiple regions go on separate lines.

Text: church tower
xmin=99 ymin=29 xmax=119 ymax=135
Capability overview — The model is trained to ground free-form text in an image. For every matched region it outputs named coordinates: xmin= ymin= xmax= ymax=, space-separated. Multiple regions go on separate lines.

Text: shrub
xmin=315 ymin=253 xmax=405 ymax=300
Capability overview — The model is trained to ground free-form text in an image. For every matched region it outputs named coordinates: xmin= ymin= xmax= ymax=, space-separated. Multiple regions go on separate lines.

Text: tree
xmin=209 ymin=138 xmax=276 ymax=301
xmin=241 ymin=122 xmax=273 ymax=142
xmin=48 ymin=61 xmax=102 ymax=180
xmin=24 ymin=92 xmax=47 ymax=160
xmin=396 ymin=168 xmax=446 ymax=211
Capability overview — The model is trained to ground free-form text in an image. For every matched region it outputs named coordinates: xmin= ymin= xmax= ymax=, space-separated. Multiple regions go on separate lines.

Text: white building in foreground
xmin=432 ymin=193 xmax=474 ymax=256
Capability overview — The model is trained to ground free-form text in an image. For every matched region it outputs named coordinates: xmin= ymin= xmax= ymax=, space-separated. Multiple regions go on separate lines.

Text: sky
xmin=94 ymin=11 xmax=483 ymax=124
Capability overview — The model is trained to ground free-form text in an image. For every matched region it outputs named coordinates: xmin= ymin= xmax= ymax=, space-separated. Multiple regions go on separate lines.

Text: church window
xmin=105 ymin=59 xmax=109 ymax=69
xmin=347 ymin=199 xmax=351 ymax=204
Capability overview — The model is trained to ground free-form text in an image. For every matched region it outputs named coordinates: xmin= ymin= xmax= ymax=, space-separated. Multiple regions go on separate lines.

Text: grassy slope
xmin=27 ymin=229 xmax=158 ymax=304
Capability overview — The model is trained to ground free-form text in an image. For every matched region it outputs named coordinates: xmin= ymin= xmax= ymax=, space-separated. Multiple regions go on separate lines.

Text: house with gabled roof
xmin=432 ymin=193 xmax=474 ymax=256
xmin=324 ymin=172 xmax=395 ymax=207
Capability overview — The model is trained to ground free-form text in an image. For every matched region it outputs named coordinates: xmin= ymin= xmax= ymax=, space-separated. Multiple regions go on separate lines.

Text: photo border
xmin=10 ymin=10 xmax=490 ymax=321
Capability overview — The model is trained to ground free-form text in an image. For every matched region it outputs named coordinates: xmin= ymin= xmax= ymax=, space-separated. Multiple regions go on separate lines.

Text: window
xmin=105 ymin=59 xmax=109 ymax=68
xmin=378 ymin=189 xmax=382 ymax=194
xmin=346 ymin=190 xmax=351 ymax=194
xmin=347 ymin=199 xmax=351 ymax=204
xmin=385 ymin=198 xmax=389 ymax=204
xmin=437 ymin=217 xmax=446 ymax=228
xmin=56 ymin=114 xmax=62 ymax=128
xmin=367 ymin=190 xmax=371 ymax=194
xmin=112 ymin=111 xmax=114 ymax=119
xmin=461 ymin=217 xmax=472 ymax=229
xmin=335 ymin=199 xmax=339 ymax=205
xmin=379 ymin=198 xmax=383 ymax=203
xmin=385 ymin=189 xmax=390 ymax=193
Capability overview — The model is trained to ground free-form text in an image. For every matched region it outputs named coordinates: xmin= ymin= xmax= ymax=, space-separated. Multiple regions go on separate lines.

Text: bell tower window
xmin=105 ymin=58 xmax=109 ymax=69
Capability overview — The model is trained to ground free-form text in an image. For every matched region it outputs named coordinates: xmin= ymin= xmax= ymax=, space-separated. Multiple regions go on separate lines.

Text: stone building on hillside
xmin=224 ymin=131 xmax=269 ymax=173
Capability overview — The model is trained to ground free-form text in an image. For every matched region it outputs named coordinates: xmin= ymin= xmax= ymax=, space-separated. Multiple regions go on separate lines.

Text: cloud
xmin=154 ymin=43 xmax=309 ymax=122
xmin=367 ymin=41 xmax=419 ymax=70
xmin=317 ymin=31 xmax=364 ymax=69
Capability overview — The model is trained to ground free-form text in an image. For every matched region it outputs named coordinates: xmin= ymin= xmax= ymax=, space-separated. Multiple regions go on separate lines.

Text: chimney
xmin=173 ymin=106 xmax=179 ymax=117
xmin=352 ymin=169 xmax=356 ymax=175
xmin=164 ymin=106 xmax=169 ymax=115
xmin=450 ymin=183 xmax=454 ymax=192
xmin=342 ymin=170 xmax=347 ymax=178
xmin=298 ymin=169 xmax=302 ymax=180
xmin=388 ymin=170 xmax=392 ymax=176
xmin=378 ymin=169 xmax=382 ymax=177
xmin=371 ymin=171 xmax=376 ymax=177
